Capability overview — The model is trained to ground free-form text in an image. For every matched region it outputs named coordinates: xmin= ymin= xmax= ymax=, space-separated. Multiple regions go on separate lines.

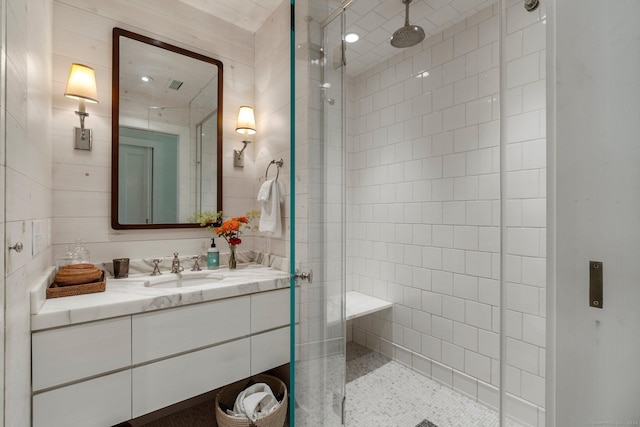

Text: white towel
xmin=257 ymin=179 xmax=273 ymax=202
xmin=228 ymin=382 xmax=279 ymax=422
xmin=258 ymin=179 xmax=282 ymax=237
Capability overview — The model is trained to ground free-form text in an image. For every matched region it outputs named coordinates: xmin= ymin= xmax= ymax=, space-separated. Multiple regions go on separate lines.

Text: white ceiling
xmin=178 ymin=0 xmax=497 ymax=76
xmin=177 ymin=0 xmax=283 ymax=33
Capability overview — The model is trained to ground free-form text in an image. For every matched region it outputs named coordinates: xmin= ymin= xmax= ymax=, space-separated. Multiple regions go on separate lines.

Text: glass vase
xmin=228 ymin=245 xmax=237 ymax=269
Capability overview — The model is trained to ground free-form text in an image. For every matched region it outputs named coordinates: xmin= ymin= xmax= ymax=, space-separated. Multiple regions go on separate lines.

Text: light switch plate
xmin=32 ymin=220 xmax=49 ymax=256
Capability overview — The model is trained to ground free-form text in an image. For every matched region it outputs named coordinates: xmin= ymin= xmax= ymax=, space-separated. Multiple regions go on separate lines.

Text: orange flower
xmin=196 ymin=210 xmax=259 ymax=248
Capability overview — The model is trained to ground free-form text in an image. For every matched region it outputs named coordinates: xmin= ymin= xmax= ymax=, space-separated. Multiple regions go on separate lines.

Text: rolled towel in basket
xmin=228 ymin=382 xmax=279 ymax=422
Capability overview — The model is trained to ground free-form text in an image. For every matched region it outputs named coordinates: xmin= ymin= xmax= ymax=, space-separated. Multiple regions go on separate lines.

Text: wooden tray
xmin=47 ymin=271 xmax=106 ymax=299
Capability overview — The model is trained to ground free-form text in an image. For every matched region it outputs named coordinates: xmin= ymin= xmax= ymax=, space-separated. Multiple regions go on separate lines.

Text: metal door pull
xmin=293 ymin=269 xmax=313 ymax=284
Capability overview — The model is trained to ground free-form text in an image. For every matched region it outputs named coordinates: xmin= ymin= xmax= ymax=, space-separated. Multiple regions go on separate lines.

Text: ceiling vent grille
xmin=166 ymin=79 xmax=184 ymax=90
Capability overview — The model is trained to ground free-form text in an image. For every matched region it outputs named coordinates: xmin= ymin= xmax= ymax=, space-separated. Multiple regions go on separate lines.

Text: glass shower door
xmin=292 ymin=5 xmax=347 ymax=427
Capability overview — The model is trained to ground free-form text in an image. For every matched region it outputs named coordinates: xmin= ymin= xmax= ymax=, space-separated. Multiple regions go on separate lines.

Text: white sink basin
xmin=145 ymin=273 xmax=224 ymax=288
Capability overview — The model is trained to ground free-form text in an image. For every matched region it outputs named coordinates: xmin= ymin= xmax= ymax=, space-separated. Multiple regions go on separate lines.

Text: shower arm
xmin=403 ymin=0 xmax=411 ymax=26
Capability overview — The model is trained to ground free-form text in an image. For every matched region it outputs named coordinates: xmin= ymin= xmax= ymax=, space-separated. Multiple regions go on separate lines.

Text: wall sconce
xmin=234 ymin=106 xmax=256 ymax=167
xmin=64 ymin=63 xmax=98 ymax=151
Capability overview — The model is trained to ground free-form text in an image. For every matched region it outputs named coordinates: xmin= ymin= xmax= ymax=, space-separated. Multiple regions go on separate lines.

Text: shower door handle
xmin=293 ymin=269 xmax=313 ymax=284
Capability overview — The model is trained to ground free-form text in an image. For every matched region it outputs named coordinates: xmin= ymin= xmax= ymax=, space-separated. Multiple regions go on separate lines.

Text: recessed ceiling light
xmin=140 ymin=76 xmax=153 ymax=83
xmin=345 ymin=33 xmax=359 ymax=43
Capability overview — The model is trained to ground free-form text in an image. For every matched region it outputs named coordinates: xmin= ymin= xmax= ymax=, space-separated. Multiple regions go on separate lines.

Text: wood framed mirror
xmin=111 ymin=28 xmax=223 ymax=229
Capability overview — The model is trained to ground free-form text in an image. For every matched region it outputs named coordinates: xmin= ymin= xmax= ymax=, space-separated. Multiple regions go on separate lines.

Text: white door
xmin=119 ymin=144 xmax=153 ymax=224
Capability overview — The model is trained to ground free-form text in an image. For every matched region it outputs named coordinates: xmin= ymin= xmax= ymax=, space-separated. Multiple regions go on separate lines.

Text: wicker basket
xmin=46 ymin=271 xmax=106 ymax=299
xmin=215 ymin=374 xmax=288 ymax=427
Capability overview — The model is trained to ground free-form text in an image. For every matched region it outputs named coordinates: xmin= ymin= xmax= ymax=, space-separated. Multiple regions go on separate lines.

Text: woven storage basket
xmin=215 ymin=374 xmax=287 ymax=427
xmin=47 ymin=271 xmax=106 ymax=299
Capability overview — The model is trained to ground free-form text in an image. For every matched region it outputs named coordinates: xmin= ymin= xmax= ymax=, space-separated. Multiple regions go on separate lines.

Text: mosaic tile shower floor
xmin=345 ymin=342 xmax=519 ymax=427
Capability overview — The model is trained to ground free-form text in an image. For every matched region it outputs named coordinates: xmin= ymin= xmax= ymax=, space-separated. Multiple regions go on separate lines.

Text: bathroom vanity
xmin=30 ymin=264 xmax=291 ymax=427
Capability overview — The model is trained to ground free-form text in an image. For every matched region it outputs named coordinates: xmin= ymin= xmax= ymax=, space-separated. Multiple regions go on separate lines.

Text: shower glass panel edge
xmin=290 ymin=2 xmax=296 ymax=427
xmin=292 ymin=0 xmax=347 ymax=425
xmin=499 ymin=0 xmax=507 ymax=425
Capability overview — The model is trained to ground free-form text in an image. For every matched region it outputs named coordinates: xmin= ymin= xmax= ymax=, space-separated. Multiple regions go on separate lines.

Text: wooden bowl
xmin=54 ymin=263 xmax=102 ymax=287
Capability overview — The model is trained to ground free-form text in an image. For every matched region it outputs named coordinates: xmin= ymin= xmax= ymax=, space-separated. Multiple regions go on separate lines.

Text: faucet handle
xmin=151 ymin=259 xmax=162 ymax=276
xmin=191 ymin=256 xmax=202 ymax=271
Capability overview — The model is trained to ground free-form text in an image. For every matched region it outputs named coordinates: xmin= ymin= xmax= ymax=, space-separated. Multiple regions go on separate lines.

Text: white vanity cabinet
xmin=131 ymin=297 xmax=252 ymax=416
xmin=31 ymin=288 xmax=291 ymax=426
xmin=131 ymin=296 xmax=251 ymax=364
xmin=250 ymin=288 xmax=291 ymax=374
xmin=32 ymin=317 xmax=132 ymax=427
xmin=133 ymin=338 xmax=251 ymax=417
xmin=33 ymin=371 xmax=132 ymax=427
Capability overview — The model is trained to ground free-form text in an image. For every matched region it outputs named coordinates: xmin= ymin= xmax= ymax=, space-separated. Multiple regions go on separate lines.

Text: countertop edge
xmin=31 ymin=265 xmax=290 ymax=331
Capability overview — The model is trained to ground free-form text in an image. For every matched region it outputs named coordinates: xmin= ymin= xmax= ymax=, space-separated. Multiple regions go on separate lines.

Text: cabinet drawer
xmin=132 ymin=296 xmax=250 ymax=364
xmin=33 ymin=370 xmax=131 ymax=427
xmin=32 ymin=317 xmax=131 ymax=391
xmin=132 ymin=338 xmax=250 ymax=417
xmin=251 ymin=326 xmax=290 ymax=375
xmin=251 ymin=289 xmax=290 ymax=333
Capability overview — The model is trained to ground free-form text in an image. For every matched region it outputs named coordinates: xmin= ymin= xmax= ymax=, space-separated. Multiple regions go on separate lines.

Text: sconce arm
xmin=236 ymin=140 xmax=251 ymax=160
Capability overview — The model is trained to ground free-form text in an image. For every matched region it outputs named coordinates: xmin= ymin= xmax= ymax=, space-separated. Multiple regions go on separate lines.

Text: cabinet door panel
xmin=132 ymin=296 xmax=250 ymax=363
xmin=32 ymin=317 xmax=131 ymax=391
xmin=251 ymin=289 xmax=290 ymax=333
xmin=132 ymin=338 xmax=250 ymax=417
xmin=33 ymin=370 xmax=131 ymax=427
xmin=251 ymin=326 xmax=290 ymax=375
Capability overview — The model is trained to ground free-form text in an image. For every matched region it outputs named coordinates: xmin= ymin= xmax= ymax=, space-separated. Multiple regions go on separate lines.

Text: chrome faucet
xmin=170 ymin=253 xmax=184 ymax=273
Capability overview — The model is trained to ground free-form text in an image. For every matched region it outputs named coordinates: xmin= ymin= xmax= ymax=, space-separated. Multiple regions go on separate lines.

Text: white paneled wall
xmin=52 ymin=0 xmax=258 ymax=262
xmin=253 ymin=0 xmax=291 ymax=259
xmin=346 ymin=4 xmax=546 ymax=425
xmin=4 ymin=0 xmax=54 ymax=425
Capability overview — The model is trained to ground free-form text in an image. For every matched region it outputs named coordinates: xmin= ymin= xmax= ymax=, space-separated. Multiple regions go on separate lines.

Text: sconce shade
xmin=64 ymin=63 xmax=99 ymax=103
xmin=235 ymin=106 xmax=256 ymax=135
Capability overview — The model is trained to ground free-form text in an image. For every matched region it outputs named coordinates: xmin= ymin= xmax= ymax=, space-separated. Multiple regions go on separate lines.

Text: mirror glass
xmin=112 ymin=28 xmax=223 ymax=229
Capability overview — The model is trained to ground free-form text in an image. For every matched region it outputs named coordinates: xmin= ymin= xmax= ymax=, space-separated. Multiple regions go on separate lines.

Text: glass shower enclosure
xmin=291 ymin=0 xmax=548 ymax=426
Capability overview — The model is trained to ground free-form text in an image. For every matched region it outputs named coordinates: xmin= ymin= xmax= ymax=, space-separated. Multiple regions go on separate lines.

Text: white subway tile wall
xmin=346 ymin=3 xmax=546 ymax=426
xmin=503 ymin=1 xmax=547 ymax=425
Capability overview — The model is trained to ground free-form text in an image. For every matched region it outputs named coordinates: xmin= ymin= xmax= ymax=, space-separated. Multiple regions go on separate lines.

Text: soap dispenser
xmin=207 ymin=238 xmax=219 ymax=269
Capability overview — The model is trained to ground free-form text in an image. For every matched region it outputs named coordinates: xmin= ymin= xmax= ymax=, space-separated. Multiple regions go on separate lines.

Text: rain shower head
xmin=390 ymin=0 xmax=425 ymax=48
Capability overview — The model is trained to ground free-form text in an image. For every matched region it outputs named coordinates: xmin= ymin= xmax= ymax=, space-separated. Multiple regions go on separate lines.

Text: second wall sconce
xmin=234 ymin=106 xmax=256 ymax=167
xmin=64 ymin=63 xmax=98 ymax=150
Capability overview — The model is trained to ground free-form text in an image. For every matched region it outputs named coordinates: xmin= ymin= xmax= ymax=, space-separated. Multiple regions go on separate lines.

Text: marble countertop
xmin=30 ymin=263 xmax=291 ymax=331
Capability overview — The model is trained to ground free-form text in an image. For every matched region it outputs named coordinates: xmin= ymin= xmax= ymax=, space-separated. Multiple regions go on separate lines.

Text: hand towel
xmin=258 ymin=179 xmax=282 ymax=237
xmin=257 ymin=179 xmax=273 ymax=202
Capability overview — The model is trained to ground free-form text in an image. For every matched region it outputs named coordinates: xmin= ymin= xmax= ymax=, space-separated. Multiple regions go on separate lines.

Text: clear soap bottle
xmin=207 ymin=238 xmax=219 ymax=269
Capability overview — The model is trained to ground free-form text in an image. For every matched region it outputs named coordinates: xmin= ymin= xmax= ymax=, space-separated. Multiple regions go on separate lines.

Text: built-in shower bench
xmin=346 ymin=291 xmax=392 ymax=320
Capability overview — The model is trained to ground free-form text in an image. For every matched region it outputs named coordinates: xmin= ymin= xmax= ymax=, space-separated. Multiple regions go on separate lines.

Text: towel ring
xmin=265 ymin=159 xmax=284 ymax=181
